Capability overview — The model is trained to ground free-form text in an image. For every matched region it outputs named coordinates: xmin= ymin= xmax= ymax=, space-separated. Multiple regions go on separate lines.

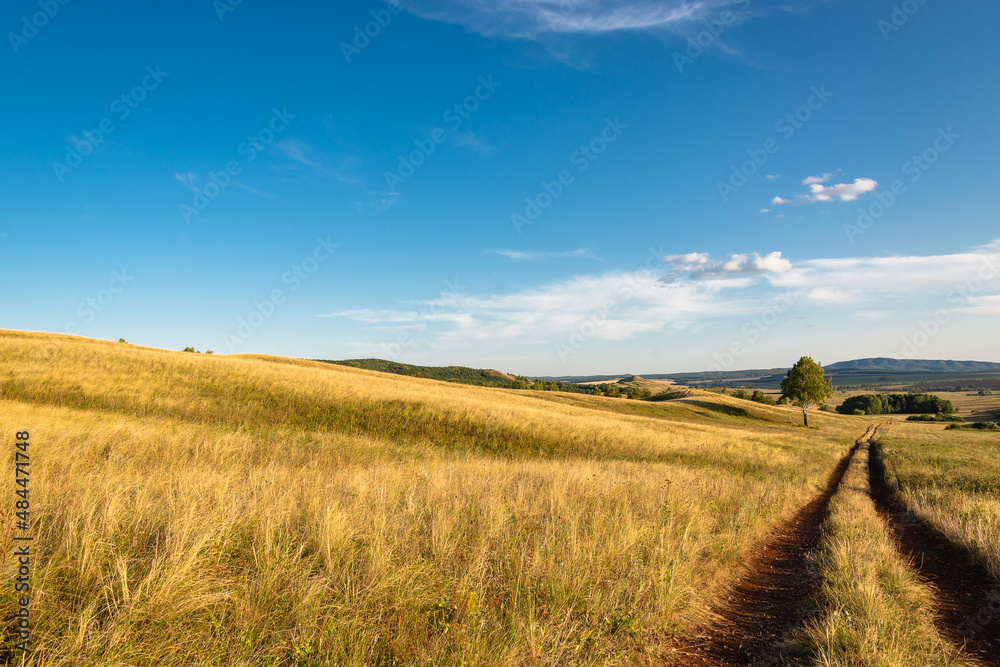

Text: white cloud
xmin=766 ymin=174 xmax=780 ymax=180
xmin=401 ymin=0 xmax=727 ymax=40
xmin=958 ymin=295 xmax=1000 ymax=315
xmin=663 ymin=251 xmax=711 ymax=267
xmin=853 ymin=310 xmax=892 ymax=321
xmin=661 ymin=251 xmax=792 ymax=279
xmin=771 ymin=177 xmax=878 ymax=206
xmin=802 ymin=172 xmax=833 ymax=185
xmin=322 ymin=240 xmax=1000 ymax=354
xmin=489 ymin=248 xmax=599 ymax=261
xmin=802 ymin=178 xmax=877 ymax=203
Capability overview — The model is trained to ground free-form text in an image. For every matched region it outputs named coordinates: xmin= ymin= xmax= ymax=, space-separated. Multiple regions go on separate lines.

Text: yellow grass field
xmin=0 ymin=330 xmax=869 ymax=665
xmin=6 ymin=330 xmax=998 ymax=665
xmin=877 ymin=425 xmax=1000 ymax=580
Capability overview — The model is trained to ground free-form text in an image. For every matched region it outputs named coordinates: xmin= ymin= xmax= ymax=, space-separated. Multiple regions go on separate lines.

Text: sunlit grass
xmin=0 ymin=329 xmax=863 ymax=665
xmin=798 ymin=443 xmax=975 ymax=666
xmin=877 ymin=425 xmax=1000 ymax=579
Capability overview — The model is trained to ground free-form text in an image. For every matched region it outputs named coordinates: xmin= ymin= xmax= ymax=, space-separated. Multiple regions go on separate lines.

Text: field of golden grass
xmin=0 ymin=330 xmax=867 ymax=665
xmin=800 ymin=442 xmax=977 ymax=666
xmin=877 ymin=425 xmax=1000 ymax=580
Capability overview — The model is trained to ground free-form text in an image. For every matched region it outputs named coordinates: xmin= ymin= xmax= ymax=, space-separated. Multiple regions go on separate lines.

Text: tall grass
xmin=877 ymin=426 xmax=1000 ymax=579
xmin=0 ymin=330 xmax=860 ymax=664
xmin=798 ymin=443 xmax=975 ymax=666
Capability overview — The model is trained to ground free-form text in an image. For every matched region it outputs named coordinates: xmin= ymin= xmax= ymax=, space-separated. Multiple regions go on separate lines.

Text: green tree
xmin=780 ymin=356 xmax=833 ymax=427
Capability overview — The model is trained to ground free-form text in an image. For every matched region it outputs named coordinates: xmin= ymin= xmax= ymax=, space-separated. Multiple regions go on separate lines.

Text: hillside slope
xmin=319 ymin=358 xmax=521 ymax=387
xmin=0 ymin=329 xmax=862 ymax=665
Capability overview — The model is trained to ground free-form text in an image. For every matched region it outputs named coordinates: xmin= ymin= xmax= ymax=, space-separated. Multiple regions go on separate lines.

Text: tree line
xmin=835 ymin=393 xmax=955 ymax=415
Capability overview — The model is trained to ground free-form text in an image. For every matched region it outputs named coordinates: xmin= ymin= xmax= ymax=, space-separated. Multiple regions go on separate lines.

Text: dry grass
xmin=798 ymin=443 xmax=976 ymax=666
xmin=0 ymin=330 xmax=863 ymax=665
xmin=876 ymin=425 xmax=1000 ymax=580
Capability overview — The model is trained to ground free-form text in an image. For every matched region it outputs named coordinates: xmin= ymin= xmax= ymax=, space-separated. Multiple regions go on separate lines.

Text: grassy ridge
xmin=319 ymin=358 xmax=521 ymax=387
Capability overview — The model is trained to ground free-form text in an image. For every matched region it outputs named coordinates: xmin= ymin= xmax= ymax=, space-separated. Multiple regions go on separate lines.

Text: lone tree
xmin=780 ymin=356 xmax=833 ymax=427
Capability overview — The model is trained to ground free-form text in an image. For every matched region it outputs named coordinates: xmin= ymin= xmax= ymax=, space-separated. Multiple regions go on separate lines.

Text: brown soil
xmin=868 ymin=443 xmax=1000 ymax=665
xmin=668 ymin=425 xmax=879 ymax=665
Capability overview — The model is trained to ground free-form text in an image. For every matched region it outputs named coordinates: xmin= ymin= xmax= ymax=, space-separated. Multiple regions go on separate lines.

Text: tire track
xmin=868 ymin=441 xmax=1000 ymax=665
xmin=670 ymin=425 xmax=878 ymax=666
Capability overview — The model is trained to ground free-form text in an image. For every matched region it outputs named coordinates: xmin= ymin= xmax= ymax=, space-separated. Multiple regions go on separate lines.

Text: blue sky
xmin=2 ymin=0 xmax=998 ymax=375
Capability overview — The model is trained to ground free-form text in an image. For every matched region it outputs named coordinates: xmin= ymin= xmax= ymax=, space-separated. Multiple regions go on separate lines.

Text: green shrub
xmin=750 ymin=390 xmax=777 ymax=405
xmin=836 ymin=393 xmax=954 ymax=416
xmin=971 ymin=421 xmax=999 ymax=431
xmin=852 ymin=409 xmax=866 ymax=416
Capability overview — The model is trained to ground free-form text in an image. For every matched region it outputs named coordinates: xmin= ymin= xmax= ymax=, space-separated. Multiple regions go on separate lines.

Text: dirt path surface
xmin=868 ymin=443 xmax=1000 ymax=665
xmin=668 ymin=425 xmax=879 ymax=666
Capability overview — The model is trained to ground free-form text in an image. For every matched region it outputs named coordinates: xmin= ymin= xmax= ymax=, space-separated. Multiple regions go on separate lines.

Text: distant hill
xmin=317 ymin=358 xmax=524 ymax=387
xmin=536 ymin=358 xmax=1000 ymax=390
xmin=824 ymin=358 xmax=1000 ymax=373
xmin=318 ymin=357 xmax=1000 ymax=391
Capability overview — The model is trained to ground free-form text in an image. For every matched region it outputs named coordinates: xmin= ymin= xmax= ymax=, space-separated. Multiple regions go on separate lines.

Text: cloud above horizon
xmin=770 ymin=176 xmax=878 ymax=207
xmin=322 ymin=241 xmax=1000 ymax=357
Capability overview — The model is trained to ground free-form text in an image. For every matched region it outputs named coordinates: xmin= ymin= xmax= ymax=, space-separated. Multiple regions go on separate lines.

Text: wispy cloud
xmin=322 ymin=241 xmax=1000 ymax=351
xmin=275 ymin=138 xmax=323 ymax=169
xmin=273 ymin=137 xmax=359 ymax=185
xmin=489 ymin=248 xmax=599 ymax=261
xmin=402 ymin=0 xmax=727 ymax=40
xmin=453 ymin=130 xmax=497 ymax=155
xmin=174 ymin=171 xmax=199 ymax=192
